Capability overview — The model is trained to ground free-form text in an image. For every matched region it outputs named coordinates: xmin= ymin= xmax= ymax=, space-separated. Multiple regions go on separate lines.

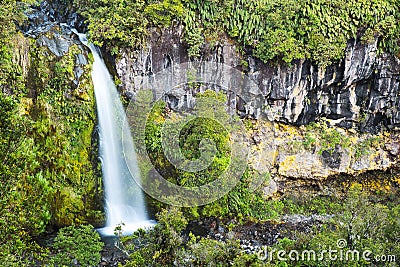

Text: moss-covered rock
xmin=0 ymin=9 xmax=104 ymax=258
xmin=246 ymin=119 xmax=400 ymax=196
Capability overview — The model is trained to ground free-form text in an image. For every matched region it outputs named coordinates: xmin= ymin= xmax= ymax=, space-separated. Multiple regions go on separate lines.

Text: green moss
xmin=0 ymin=31 xmax=102 ymax=265
xmin=304 ymin=121 xmax=350 ymax=154
xmin=354 ymin=136 xmax=382 ymax=159
xmin=302 ymin=132 xmax=317 ymax=150
xmin=30 ymin=44 xmax=101 ymax=227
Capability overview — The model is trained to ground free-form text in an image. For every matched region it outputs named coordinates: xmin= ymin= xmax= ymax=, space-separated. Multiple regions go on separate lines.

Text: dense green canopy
xmin=75 ymin=0 xmax=400 ymax=65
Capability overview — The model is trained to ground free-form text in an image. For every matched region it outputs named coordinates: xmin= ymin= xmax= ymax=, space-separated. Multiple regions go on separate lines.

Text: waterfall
xmin=75 ymin=32 xmax=155 ymax=236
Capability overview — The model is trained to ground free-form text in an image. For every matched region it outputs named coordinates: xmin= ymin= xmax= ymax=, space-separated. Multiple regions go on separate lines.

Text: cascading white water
xmin=75 ymin=32 xmax=155 ymax=236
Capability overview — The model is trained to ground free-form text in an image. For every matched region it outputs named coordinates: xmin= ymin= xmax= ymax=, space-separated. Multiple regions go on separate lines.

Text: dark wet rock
xmin=282 ymin=214 xmax=335 ymax=225
xmin=99 ymin=236 xmax=129 ymax=267
xmin=21 ymin=0 xmax=86 ymax=36
xmin=36 ymin=31 xmax=73 ymax=57
xmin=20 ymin=0 xmax=88 ymax=61
xmin=185 ymin=220 xmax=209 ymax=237
xmin=321 ymin=148 xmax=342 ymax=169
xmin=187 ymin=215 xmax=333 ymax=253
xmin=386 ymin=140 xmax=400 ymax=156
xmin=18 ymin=1 xmax=91 ymax=89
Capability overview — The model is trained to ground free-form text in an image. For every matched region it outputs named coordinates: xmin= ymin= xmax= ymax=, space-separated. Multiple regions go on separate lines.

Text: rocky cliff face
xmin=114 ymin=25 xmax=400 ymax=192
xmin=19 ymin=0 xmax=90 ymax=90
xmin=115 ymin=25 xmax=400 ymax=134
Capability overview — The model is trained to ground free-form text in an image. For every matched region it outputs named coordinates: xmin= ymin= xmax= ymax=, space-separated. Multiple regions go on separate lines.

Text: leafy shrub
xmin=145 ymin=0 xmax=184 ymax=26
xmin=143 ymin=90 xmax=232 ymax=201
xmin=74 ymin=0 xmax=183 ymax=50
xmin=305 ymin=121 xmax=350 ymax=154
xmin=122 ymin=207 xmax=188 ymax=266
xmin=354 ymin=136 xmax=382 ymax=159
xmin=52 ymin=225 xmax=103 ymax=266
xmin=175 ymin=233 xmax=242 ymax=266
xmin=0 ymin=93 xmax=53 ymax=265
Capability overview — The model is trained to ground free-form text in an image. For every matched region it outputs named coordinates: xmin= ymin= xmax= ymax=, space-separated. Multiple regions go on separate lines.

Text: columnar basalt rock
xmin=115 ymin=26 xmax=400 ymax=134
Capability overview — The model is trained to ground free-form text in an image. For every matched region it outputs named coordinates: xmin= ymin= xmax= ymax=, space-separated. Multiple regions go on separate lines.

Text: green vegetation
xmin=300 ymin=121 xmax=384 ymax=159
xmin=354 ymin=136 xmax=382 ymax=159
xmin=75 ymin=0 xmax=400 ymax=65
xmin=302 ymin=132 xmax=317 ymax=151
xmin=0 ymin=2 xmax=102 ymax=264
xmin=0 ymin=93 xmax=51 ymax=265
xmin=118 ymin=207 xmax=188 ymax=266
xmin=51 ymin=225 xmax=103 ymax=266
xmin=27 ymin=42 xmax=103 ymax=227
xmin=118 ymin=207 xmax=254 ymax=266
xmin=142 ymin=91 xmax=274 ymax=219
xmin=0 ymin=48 xmax=102 ymax=263
xmin=272 ymin=188 xmax=400 ymax=266
xmin=319 ymin=127 xmax=351 ymax=154
xmin=304 ymin=121 xmax=351 ymax=154
xmin=143 ymin=99 xmax=231 ymax=189
xmin=117 ymin=187 xmax=400 ymax=266
xmin=0 ymin=0 xmax=34 ymax=91
xmin=73 ymin=0 xmax=183 ymax=52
